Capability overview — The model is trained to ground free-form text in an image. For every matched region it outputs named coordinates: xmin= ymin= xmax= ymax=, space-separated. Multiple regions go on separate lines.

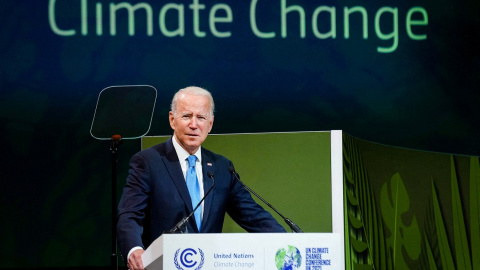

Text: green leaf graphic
xmin=470 ymin=157 xmax=480 ymax=270
xmin=450 ymin=156 xmax=472 ymax=269
xmin=351 ymin=236 xmax=369 ymax=252
xmin=349 ymin=212 xmax=363 ymax=229
xmin=380 ymin=173 xmax=421 ymax=269
xmin=353 ymin=262 xmax=374 ymax=270
xmin=343 ymin=134 xmax=389 ymax=270
xmin=345 ymin=163 xmax=355 ymax=185
xmin=347 ymin=190 xmax=359 ymax=206
xmin=431 ymin=180 xmax=455 ymax=270
xmin=424 ymin=233 xmax=438 ymax=270
xmin=343 ymin=135 xmax=372 ymax=269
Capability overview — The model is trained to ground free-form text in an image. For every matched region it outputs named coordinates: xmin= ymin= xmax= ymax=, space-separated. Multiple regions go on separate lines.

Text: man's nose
xmin=189 ymin=118 xmax=198 ymax=128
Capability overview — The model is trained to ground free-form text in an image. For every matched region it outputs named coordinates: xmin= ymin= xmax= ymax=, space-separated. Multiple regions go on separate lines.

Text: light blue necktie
xmin=186 ymin=155 xmax=202 ymax=232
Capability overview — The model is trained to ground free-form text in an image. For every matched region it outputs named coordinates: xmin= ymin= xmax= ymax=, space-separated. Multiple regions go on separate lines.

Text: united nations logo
xmin=174 ymin=248 xmax=205 ymax=270
xmin=275 ymin=245 xmax=302 ymax=270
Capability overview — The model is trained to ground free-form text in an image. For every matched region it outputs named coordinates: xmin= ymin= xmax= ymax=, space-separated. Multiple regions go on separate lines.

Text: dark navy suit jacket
xmin=117 ymin=138 xmax=285 ymax=260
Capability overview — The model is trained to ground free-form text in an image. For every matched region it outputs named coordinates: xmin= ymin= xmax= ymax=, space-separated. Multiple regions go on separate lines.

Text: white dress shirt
xmin=171 ymin=135 xmax=205 ymax=215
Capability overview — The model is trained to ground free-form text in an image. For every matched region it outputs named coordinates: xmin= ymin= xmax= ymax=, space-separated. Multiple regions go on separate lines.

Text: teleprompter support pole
xmin=110 ymin=134 xmax=122 ymax=270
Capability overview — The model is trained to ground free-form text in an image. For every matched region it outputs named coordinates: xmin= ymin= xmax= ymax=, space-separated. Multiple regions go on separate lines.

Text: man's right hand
xmin=128 ymin=249 xmax=145 ymax=270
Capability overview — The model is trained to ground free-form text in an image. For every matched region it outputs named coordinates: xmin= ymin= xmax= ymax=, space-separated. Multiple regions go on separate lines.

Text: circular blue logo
xmin=275 ymin=245 xmax=302 ymax=270
xmin=174 ymin=248 xmax=204 ymax=270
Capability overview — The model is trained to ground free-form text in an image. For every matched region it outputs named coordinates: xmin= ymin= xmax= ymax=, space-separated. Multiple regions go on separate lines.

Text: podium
xmin=140 ymin=131 xmax=346 ymax=269
xmin=142 ymin=233 xmax=344 ymax=270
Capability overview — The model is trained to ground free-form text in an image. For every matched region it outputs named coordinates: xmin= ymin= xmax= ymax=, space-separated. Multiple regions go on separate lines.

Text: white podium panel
xmin=142 ymin=233 xmax=343 ymax=270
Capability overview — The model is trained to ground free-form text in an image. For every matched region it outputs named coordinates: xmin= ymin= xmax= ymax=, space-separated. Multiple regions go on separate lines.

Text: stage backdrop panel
xmin=142 ymin=131 xmax=334 ymax=233
xmin=343 ymin=134 xmax=480 ymax=270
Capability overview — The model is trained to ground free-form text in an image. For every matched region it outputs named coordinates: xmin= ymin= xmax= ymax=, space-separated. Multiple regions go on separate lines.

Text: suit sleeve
xmin=116 ymin=153 xmax=152 ymax=261
xmin=225 ymin=166 xmax=286 ymax=233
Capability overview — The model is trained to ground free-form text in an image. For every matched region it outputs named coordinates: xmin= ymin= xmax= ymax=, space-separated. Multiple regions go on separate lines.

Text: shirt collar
xmin=172 ymin=135 xmax=202 ymax=163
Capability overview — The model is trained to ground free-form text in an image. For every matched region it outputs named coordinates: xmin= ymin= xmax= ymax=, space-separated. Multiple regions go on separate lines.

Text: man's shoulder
xmin=135 ymin=139 xmax=172 ymax=159
xmin=201 ymin=147 xmax=231 ymax=164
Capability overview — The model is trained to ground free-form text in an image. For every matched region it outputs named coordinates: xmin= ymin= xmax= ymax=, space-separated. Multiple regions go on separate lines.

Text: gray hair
xmin=170 ymin=86 xmax=215 ymax=116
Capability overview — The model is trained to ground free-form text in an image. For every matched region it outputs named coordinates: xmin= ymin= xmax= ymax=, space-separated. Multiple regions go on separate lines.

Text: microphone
xmin=165 ymin=171 xmax=215 ymax=234
xmin=228 ymin=166 xmax=303 ymax=233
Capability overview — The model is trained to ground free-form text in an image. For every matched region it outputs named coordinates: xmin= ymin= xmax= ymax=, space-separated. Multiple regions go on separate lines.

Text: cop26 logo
xmin=174 ymin=248 xmax=205 ymax=270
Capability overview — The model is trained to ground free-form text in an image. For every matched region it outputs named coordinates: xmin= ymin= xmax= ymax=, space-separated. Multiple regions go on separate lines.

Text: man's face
xmin=169 ymin=93 xmax=214 ymax=154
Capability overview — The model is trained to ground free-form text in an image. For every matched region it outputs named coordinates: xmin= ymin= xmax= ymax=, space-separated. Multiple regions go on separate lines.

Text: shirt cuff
xmin=127 ymin=246 xmax=144 ymax=261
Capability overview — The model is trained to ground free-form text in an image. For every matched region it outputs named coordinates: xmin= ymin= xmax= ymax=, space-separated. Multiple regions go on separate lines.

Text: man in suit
xmin=117 ymin=86 xmax=285 ymax=270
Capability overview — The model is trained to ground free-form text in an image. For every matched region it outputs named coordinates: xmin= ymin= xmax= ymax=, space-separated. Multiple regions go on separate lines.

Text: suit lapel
xmin=161 ymin=138 xmax=195 ymax=215
xmin=201 ymin=153 xmax=215 ymax=230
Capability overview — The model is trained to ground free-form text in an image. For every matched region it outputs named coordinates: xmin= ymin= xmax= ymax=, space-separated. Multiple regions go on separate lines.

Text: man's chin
xmin=185 ymin=138 xmax=203 ymax=149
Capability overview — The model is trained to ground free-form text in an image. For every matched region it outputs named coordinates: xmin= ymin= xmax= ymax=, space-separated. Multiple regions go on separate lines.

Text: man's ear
xmin=169 ymin=111 xmax=175 ymax=130
xmin=208 ymin=115 xmax=214 ymax=133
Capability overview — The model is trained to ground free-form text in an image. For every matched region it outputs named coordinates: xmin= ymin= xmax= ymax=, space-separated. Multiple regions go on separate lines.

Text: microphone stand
xmin=230 ymin=167 xmax=303 ymax=233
